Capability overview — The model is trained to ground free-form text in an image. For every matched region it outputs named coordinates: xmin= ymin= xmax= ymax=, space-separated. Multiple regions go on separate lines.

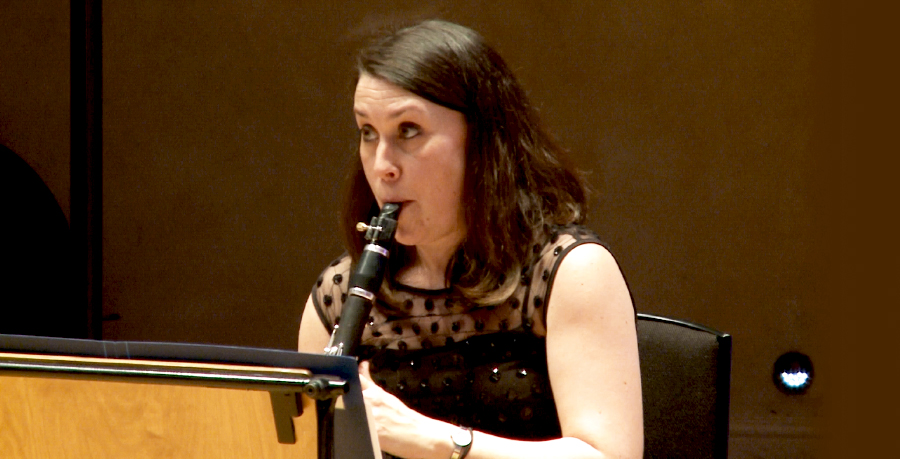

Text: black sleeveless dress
xmin=309 ymin=225 xmax=607 ymax=446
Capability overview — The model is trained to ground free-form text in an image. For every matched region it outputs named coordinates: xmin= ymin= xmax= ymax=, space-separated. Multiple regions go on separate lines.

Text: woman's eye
xmin=359 ymin=125 xmax=377 ymax=142
xmin=398 ymin=123 xmax=420 ymax=139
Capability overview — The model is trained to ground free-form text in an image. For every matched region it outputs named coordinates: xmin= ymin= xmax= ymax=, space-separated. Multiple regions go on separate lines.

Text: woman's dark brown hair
xmin=343 ymin=20 xmax=586 ymax=305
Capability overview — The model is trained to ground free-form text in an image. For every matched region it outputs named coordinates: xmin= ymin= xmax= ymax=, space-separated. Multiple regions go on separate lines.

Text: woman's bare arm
xmin=352 ymin=243 xmax=644 ymax=459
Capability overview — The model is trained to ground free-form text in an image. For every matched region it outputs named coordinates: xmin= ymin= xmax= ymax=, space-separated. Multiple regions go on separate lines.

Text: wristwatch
xmin=449 ymin=426 xmax=473 ymax=459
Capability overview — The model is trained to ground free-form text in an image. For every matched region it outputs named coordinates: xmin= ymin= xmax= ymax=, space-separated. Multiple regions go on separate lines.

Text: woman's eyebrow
xmin=354 ymin=103 xmax=425 ymax=120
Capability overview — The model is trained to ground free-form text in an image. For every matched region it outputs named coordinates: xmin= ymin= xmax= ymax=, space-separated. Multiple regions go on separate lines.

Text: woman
xmin=299 ymin=20 xmax=643 ymax=459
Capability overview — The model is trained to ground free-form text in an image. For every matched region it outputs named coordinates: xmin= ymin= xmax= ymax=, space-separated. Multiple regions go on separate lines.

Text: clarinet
xmin=324 ymin=203 xmax=400 ymax=357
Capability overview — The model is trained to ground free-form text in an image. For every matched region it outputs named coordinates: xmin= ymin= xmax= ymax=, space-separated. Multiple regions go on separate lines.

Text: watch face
xmin=451 ymin=428 xmax=472 ymax=446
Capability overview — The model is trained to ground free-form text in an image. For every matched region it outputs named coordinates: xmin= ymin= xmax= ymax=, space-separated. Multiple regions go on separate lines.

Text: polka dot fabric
xmin=307 ymin=226 xmax=608 ymax=443
xmin=310 ymin=224 xmax=605 ymax=351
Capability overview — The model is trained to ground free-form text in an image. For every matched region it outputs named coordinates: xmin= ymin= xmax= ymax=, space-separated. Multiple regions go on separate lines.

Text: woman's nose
xmin=373 ymin=139 xmax=400 ymax=181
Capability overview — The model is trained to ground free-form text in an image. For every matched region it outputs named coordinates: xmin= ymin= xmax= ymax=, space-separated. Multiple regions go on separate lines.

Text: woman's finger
xmin=358 ymin=360 xmax=373 ymax=389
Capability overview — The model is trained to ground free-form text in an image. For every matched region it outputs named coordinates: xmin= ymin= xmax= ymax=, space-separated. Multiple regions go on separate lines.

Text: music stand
xmin=0 ymin=334 xmax=376 ymax=459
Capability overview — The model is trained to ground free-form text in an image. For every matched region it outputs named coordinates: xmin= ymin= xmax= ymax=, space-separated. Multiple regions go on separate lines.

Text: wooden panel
xmin=0 ymin=375 xmax=317 ymax=458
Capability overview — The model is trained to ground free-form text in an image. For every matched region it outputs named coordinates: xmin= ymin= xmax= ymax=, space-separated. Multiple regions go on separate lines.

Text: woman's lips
xmin=383 ymin=201 xmax=409 ymax=222
xmin=381 ymin=199 xmax=409 ymax=208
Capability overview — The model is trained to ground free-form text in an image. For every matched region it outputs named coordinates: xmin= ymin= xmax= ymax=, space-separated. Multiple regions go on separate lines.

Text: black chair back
xmin=636 ymin=313 xmax=731 ymax=459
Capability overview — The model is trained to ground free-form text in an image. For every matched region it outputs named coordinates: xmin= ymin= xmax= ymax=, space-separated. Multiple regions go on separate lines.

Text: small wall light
xmin=773 ymin=351 xmax=814 ymax=394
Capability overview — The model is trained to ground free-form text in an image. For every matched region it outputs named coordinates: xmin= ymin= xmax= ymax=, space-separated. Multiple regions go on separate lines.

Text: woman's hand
xmin=359 ymin=360 xmax=453 ymax=459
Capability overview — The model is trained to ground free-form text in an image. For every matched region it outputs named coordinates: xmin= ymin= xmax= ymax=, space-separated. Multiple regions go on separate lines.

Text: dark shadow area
xmin=1 ymin=143 xmax=86 ymax=338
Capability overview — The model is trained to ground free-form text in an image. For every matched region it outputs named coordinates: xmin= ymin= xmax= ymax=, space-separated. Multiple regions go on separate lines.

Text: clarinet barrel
xmin=325 ymin=203 xmax=400 ymax=357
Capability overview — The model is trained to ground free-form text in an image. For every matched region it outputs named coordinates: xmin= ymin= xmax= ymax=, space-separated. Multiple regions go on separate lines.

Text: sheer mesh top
xmin=309 ymin=224 xmax=606 ymax=442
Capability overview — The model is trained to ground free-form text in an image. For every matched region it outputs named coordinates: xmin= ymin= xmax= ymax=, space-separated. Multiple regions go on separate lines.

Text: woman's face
xmin=354 ymin=74 xmax=467 ymax=251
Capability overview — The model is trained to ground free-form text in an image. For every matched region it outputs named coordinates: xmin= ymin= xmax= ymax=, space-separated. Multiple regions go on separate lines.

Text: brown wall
xmin=2 ymin=0 xmax=841 ymax=457
xmin=0 ymin=0 xmax=71 ymax=220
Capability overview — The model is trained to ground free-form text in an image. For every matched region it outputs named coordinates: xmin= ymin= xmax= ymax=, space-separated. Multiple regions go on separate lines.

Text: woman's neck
xmin=396 ymin=239 xmax=461 ymax=290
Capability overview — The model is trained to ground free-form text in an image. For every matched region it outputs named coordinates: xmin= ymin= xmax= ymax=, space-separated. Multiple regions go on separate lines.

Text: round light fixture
xmin=773 ymin=351 xmax=814 ymax=394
